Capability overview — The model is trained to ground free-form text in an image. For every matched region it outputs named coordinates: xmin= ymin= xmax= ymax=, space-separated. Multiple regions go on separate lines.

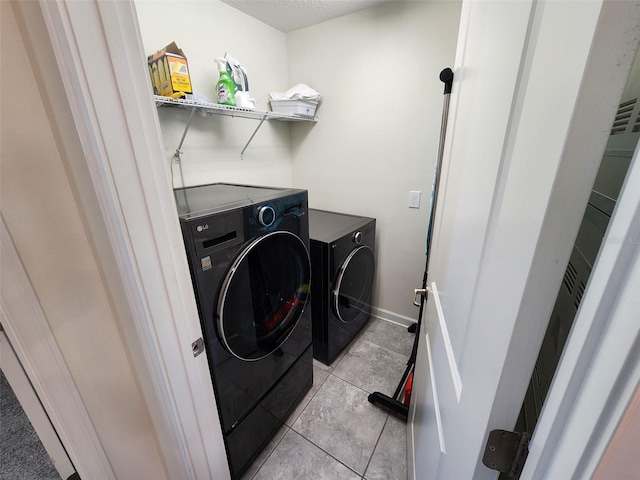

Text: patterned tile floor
xmin=241 ymin=318 xmax=415 ymax=480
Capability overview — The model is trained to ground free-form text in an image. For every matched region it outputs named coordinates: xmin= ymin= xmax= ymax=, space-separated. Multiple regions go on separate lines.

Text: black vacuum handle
xmin=440 ymin=67 xmax=454 ymax=94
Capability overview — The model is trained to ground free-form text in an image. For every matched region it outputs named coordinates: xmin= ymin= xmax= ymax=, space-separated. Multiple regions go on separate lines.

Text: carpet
xmin=0 ymin=370 xmax=61 ymax=479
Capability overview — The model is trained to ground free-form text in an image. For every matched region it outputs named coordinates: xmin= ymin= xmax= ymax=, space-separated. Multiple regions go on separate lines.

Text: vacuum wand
xmin=425 ymin=67 xmax=453 ymax=267
xmin=367 ymin=67 xmax=454 ymax=419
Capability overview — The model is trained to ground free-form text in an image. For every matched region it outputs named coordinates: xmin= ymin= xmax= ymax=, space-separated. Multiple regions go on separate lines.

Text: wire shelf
xmin=153 ymin=95 xmax=319 ymax=122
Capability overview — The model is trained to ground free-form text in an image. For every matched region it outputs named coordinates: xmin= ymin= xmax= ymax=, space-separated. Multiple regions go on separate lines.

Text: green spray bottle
xmin=215 ymin=57 xmax=236 ymax=106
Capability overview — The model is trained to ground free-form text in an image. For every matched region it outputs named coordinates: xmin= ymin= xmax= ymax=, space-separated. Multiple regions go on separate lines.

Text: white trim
xmin=1 ymin=218 xmax=115 ymax=480
xmin=27 ymin=1 xmax=228 ymax=478
xmin=370 ymin=306 xmax=417 ymax=328
xmin=430 ymin=282 xmax=462 ymax=402
xmin=426 ymin=333 xmax=446 ymax=454
xmin=0 ymin=332 xmax=76 ymax=479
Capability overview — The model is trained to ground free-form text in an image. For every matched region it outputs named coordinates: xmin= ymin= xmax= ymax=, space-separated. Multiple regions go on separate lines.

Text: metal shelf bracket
xmin=241 ymin=115 xmax=268 ymax=159
xmin=154 ymin=95 xmax=317 ymax=160
xmin=173 ymin=106 xmax=197 ymax=164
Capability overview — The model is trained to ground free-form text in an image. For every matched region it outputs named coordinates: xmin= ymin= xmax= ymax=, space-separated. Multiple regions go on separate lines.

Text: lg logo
xmin=196 ymin=224 xmax=209 ymax=232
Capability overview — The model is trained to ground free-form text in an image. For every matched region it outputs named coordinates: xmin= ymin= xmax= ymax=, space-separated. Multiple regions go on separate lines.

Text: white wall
xmin=135 ymin=1 xmax=461 ymax=322
xmin=1 ymin=3 xmax=167 ymax=478
xmin=288 ymin=1 xmax=462 ymax=319
xmin=134 ymin=0 xmax=294 ymax=188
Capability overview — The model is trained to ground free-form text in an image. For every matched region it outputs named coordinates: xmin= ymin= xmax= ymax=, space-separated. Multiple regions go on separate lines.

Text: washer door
xmin=217 ymin=231 xmax=311 ymax=361
xmin=332 ymin=245 xmax=375 ymax=324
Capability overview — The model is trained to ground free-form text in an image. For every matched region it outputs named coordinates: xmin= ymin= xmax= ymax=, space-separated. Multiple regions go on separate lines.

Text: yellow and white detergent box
xmin=148 ymin=42 xmax=192 ymax=98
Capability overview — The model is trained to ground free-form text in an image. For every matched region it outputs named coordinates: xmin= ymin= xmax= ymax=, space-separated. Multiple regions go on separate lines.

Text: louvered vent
xmin=573 ymin=282 xmax=585 ymax=310
xmin=563 ymin=262 xmax=577 ymax=293
xmin=633 ymin=110 xmax=640 ymax=133
xmin=612 ymin=98 xmax=637 ymax=135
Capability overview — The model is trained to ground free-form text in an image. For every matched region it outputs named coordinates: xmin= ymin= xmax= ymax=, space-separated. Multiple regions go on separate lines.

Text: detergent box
xmin=148 ymin=42 xmax=192 ymax=98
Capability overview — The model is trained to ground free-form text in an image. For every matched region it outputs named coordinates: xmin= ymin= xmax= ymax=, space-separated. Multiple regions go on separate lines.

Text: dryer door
xmin=333 ymin=245 xmax=375 ymax=324
xmin=217 ymin=231 xmax=311 ymax=361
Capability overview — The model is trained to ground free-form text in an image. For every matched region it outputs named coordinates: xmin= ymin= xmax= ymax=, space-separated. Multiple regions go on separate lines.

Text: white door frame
xmin=6 ymin=1 xmax=228 ymax=478
xmin=1 ymin=217 xmax=113 ymax=480
xmin=492 ymin=1 xmax=640 ymax=477
xmin=0 ymin=332 xmax=75 ymax=479
xmin=0 ymin=329 xmax=75 ymax=479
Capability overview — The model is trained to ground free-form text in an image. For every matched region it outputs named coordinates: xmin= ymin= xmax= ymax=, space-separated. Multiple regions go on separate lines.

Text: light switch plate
xmin=409 ymin=191 xmax=421 ymax=208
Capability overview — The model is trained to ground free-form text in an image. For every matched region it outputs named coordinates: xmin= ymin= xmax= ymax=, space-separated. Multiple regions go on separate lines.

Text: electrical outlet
xmin=408 ymin=190 xmax=421 ymax=208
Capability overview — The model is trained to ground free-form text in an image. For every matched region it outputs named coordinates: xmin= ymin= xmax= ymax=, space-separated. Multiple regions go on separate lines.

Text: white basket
xmin=270 ymin=99 xmax=317 ymax=116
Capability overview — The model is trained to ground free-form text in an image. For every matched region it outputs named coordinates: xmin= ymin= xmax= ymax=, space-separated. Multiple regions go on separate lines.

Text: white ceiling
xmin=220 ymin=0 xmax=392 ymax=33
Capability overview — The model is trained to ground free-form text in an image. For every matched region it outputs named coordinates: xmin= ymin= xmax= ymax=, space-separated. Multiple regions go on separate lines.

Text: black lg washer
xmin=309 ymin=208 xmax=376 ymax=365
xmin=175 ymin=183 xmax=313 ymax=479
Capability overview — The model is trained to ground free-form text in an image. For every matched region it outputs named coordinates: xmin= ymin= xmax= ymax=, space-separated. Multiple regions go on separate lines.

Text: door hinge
xmin=482 ymin=429 xmax=530 ymax=479
xmin=191 ymin=337 xmax=204 ymax=357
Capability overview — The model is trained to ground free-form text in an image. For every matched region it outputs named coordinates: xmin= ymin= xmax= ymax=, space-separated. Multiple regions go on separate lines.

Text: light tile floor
xmin=241 ymin=318 xmax=415 ymax=480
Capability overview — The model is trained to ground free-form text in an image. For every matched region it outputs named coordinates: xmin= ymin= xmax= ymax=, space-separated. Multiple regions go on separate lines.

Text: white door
xmin=408 ymin=1 xmax=640 ymax=479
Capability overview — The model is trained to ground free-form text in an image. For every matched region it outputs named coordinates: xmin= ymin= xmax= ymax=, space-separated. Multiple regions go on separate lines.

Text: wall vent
xmin=574 ymin=282 xmax=586 ymax=310
xmin=563 ymin=262 xmax=577 ymax=293
xmin=633 ymin=109 xmax=640 ymax=133
xmin=612 ymin=98 xmax=637 ymax=135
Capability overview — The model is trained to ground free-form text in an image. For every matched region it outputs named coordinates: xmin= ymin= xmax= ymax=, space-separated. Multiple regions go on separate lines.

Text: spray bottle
xmin=214 ymin=57 xmax=236 ymax=106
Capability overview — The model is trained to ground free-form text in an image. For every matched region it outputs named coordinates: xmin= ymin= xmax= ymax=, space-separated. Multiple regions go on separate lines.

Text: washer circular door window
xmin=333 ymin=245 xmax=375 ymax=323
xmin=217 ymin=231 xmax=311 ymax=361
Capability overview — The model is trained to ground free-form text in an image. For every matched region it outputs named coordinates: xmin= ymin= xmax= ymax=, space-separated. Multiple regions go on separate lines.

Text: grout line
xmin=326 ymin=370 xmax=373 ymax=396
xmin=293 ymin=429 xmax=370 ymax=478
xmin=251 ymin=320 xmax=409 ymax=479
xmin=244 ymin=425 xmax=290 ymax=480
xmin=249 ymin=367 xmax=337 ymax=479
xmin=362 ymin=318 xmax=416 ymax=356
xmin=329 ymin=339 xmax=410 ymax=395
xmin=358 ymin=336 xmax=412 ymax=361
xmin=286 ymin=366 xmax=331 ymax=427
xmin=290 ymin=373 xmax=390 ymax=477
xmin=362 ymin=414 xmax=390 ymax=479
xmin=316 ymin=318 xmax=413 ymax=372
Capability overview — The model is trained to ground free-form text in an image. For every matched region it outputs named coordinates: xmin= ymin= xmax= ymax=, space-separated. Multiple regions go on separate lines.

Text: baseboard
xmin=370 ymin=306 xmax=418 ymax=328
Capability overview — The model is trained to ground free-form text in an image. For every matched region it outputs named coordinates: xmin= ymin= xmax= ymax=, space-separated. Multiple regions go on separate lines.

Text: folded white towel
xmin=268 ymin=83 xmax=322 ymax=102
